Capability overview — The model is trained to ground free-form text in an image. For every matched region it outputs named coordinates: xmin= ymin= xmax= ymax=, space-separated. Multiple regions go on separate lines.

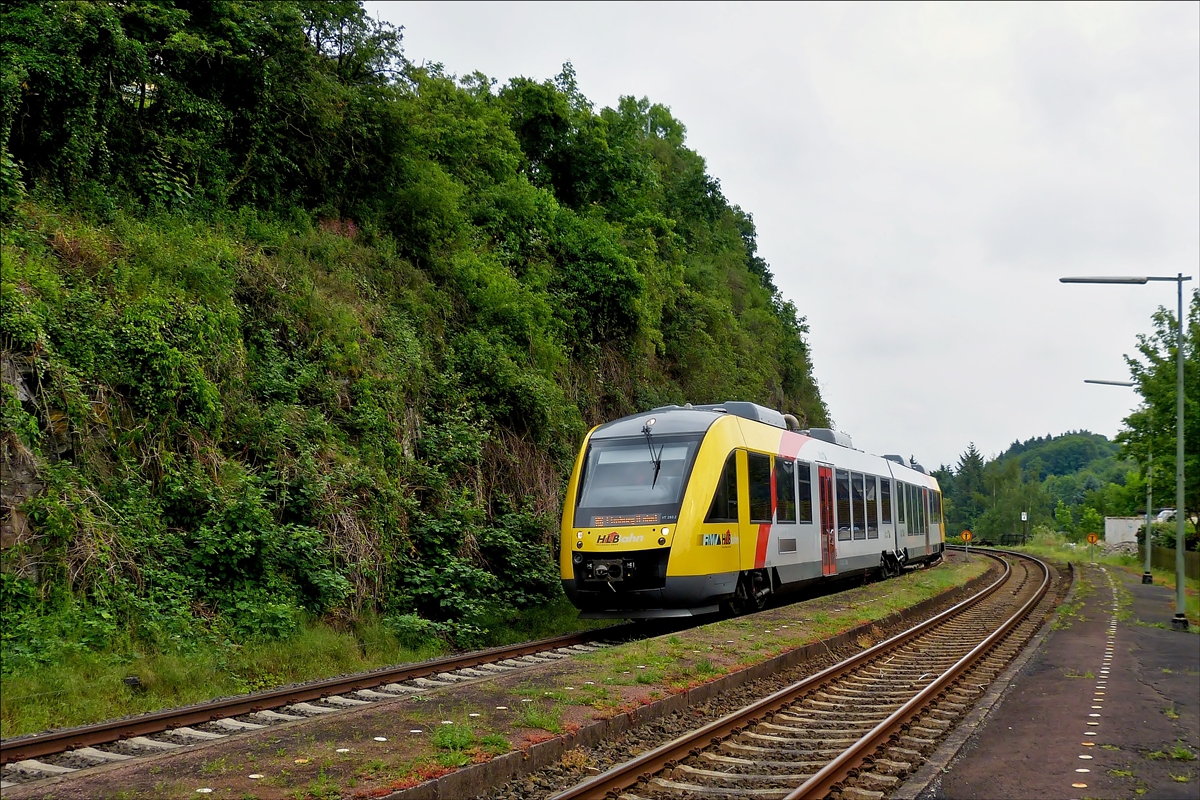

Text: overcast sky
xmin=366 ymin=1 xmax=1199 ymax=469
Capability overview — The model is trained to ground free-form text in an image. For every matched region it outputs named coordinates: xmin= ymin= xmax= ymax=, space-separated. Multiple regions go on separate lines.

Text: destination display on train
xmin=592 ymin=513 xmax=661 ymax=527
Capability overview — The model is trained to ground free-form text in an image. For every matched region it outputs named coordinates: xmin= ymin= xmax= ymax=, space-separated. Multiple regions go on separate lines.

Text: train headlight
xmin=658 ymin=537 xmax=666 ymax=546
xmin=575 ymin=541 xmax=583 ymax=549
xmin=576 ymin=531 xmax=583 ymax=539
xmin=572 ymin=553 xmax=583 ymax=564
xmin=661 ymin=527 xmax=670 ymax=536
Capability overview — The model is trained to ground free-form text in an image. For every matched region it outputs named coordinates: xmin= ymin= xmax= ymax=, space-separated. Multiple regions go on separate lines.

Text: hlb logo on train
xmin=596 ymin=532 xmax=644 ymax=545
xmin=702 ymin=531 xmax=733 ymax=546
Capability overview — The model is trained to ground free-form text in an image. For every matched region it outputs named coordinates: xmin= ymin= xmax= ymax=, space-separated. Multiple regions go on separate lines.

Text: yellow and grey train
xmin=560 ymin=402 xmax=944 ymax=619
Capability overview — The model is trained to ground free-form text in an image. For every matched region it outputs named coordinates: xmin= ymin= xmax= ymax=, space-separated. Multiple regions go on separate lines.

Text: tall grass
xmin=0 ymin=617 xmax=443 ymax=738
xmin=472 ymin=595 xmax=612 ymax=646
xmin=1009 ymin=533 xmax=1199 ymax=626
xmin=0 ymin=601 xmax=610 ymax=738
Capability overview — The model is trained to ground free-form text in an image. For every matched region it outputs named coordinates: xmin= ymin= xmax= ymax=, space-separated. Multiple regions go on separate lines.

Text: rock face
xmin=1 ymin=350 xmax=45 ymax=578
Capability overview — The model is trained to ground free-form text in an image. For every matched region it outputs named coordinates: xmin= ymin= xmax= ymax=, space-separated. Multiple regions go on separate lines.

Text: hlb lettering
xmin=595 ymin=532 xmax=644 ymax=545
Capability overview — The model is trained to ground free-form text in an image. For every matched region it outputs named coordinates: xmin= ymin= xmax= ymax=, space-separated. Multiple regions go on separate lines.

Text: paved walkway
xmin=925 ymin=563 xmax=1200 ymax=800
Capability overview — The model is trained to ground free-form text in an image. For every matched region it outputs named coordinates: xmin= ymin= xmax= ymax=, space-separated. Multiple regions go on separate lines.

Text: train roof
xmin=589 ymin=402 xmax=935 ymax=485
xmin=590 ymin=401 xmax=793 ymax=440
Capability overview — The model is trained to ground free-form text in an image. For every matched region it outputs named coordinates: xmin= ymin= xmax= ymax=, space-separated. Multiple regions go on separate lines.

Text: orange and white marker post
xmin=962 ymin=530 xmax=973 ymax=556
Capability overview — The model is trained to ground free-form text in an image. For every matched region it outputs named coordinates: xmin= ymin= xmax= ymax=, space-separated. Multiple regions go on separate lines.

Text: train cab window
xmin=797 ymin=461 xmax=813 ymax=523
xmin=705 ymin=452 xmax=739 ymax=523
xmin=775 ymin=457 xmax=797 ymax=523
xmin=748 ymin=453 xmax=773 ymax=524
xmin=931 ymin=490 xmax=942 ymax=524
xmin=851 ymin=472 xmax=867 ymax=540
xmin=880 ymin=479 xmax=892 ymax=524
xmin=836 ymin=469 xmax=851 ymax=541
xmin=866 ymin=476 xmax=879 ymax=538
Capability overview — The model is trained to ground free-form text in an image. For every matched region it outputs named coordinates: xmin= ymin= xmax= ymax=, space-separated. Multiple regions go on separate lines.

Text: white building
xmin=1104 ymin=516 xmax=1141 ymax=545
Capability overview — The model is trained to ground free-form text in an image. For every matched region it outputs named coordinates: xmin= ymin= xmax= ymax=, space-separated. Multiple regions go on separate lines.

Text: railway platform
xmin=920 ymin=563 xmax=1200 ymax=800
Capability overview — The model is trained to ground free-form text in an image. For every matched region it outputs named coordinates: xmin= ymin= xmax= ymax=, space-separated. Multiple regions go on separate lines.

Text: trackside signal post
xmin=1087 ymin=532 xmax=1099 ymax=562
xmin=1062 ymin=273 xmax=1192 ymax=631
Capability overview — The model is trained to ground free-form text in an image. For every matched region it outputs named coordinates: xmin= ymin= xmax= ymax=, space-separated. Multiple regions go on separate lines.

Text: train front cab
xmin=560 ymin=412 xmax=746 ymax=619
xmin=560 ymin=412 xmax=833 ymax=619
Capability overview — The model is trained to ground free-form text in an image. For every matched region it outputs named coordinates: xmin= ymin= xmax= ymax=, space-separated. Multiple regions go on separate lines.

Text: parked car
xmin=1156 ymin=508 xmax=1176 ymax=523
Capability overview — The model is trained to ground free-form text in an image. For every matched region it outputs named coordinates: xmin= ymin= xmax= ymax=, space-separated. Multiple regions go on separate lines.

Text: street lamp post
xmin=1084 ymin=381 xmax=1154 ymax=584
xmin=1062 ymin=274 xmax=1192 ymax=631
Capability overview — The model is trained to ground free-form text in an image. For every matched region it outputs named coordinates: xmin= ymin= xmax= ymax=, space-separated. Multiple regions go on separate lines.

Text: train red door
xmin=818 ymin=465 xmax=836 ymax=575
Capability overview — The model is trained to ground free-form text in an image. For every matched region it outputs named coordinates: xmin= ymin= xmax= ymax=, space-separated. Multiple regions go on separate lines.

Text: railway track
xmin=549 ymin=548 xmax=1057 ymax=800
xmin=0 ymin=625 xmax=635 ymax=789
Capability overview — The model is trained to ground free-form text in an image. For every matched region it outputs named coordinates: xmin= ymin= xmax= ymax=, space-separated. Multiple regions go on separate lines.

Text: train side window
xmin=748 ymin=453 xmax=773 ymax=524
xmin=931 ymin=490 xmax=942 ymax=524
xmin=909 ymin=485 xmax=919 ymax=535
xmin=920 ymin=488 xmax=928 ymax=533
xmin=836 ymin=469 xmax=852 ymax=541
xmin=851 ymin=472 xmax=867 ymax=540
xmin=705 ymin=452 xmax=739 ymax=523
xmin=880 ymin=479 xmax=892 ymax=524
xmin=866 ymin=476 xmax=879 ymax=538
xmin=907 ymin=484 xmax=916 ymax=534
xmin=896 ymin=482 xmax=906 ymax=526
xmin=797 ymin=461 xmax=813 ymax=523
xmin=775 ymin=457 xmax=797 ymax=523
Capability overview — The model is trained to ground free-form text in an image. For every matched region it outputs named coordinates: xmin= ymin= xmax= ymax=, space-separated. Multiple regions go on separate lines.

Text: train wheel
xmin=728 ymin=571 xmax=768 ymax=615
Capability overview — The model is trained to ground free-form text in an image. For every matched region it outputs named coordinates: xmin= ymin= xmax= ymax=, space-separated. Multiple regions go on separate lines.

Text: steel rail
xmin=1 ymin=625 xmax=631 ymax=765
xmin=783 ymin=548 xmax=1052 ymax=799
xmin=549 ymin=549 xmax=1016 ymax=800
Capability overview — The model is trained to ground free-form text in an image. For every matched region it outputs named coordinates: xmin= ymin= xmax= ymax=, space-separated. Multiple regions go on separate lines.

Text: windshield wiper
xmin=642 ymin=423 xmax=664 ymax=488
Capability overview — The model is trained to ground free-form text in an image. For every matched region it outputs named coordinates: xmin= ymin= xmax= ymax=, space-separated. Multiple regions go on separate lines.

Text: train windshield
xmin=574 ymin=435 xmax=702 ymax=527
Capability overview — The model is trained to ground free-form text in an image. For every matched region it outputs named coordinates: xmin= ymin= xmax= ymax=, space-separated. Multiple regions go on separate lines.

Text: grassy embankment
xmin=0 ymin=597 xmax=605 ymax=739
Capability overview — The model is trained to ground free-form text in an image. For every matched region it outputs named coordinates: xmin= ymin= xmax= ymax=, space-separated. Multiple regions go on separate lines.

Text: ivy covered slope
xmin=0 ymin=1 xmax=828 ymax=663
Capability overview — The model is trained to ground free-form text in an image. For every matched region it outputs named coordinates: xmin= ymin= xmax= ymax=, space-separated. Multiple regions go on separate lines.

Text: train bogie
xmin=560 ymin=402 xmax=944 ymax=619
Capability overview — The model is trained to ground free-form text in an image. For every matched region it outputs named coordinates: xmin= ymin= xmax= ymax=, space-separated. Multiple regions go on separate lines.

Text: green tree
xmin=1055 ymin=500 xmax=1074 ymax=534
xmin=1118 ymin=289 xmax=1199 ymax=538
xmin=1079 ymin=507 xmax=1104 ymax=539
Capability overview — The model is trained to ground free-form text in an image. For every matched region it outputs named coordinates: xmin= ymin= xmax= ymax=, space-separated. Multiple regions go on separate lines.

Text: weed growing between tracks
xmin=531 ymin=554 xmax=991 ymax=718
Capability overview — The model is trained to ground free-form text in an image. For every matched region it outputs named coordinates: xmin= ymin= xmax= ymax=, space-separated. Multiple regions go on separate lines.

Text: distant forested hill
xmin=935 ymin=432 xmax=1139 ymax=544
xmin=996 ymin=431 xmax=1129 ymax=507
xmin=0 ymin=1 xmax=827 ymax=660
xmin=998 ymin=431 xmax=1120 ymax=478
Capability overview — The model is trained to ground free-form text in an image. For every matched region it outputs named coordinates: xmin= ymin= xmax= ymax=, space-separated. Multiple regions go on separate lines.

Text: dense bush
xmin=0 ymin=1 xmax=829 ymax=667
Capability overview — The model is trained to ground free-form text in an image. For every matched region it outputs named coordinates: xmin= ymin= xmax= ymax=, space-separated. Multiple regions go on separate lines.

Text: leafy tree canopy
xmin=0 ymin=1 xmax=829 ymax=664
xmin=1117 ymin=289 xmax=1199 ymax=528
